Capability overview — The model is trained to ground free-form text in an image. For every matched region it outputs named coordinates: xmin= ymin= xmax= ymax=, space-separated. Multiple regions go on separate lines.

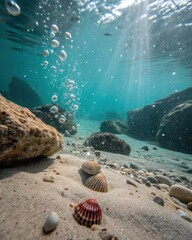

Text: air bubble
xmin=50 ymin=106 xmax=58 ymax=113
xmin=51 ymin=94 xmax=58 ymax=102
xmin=51 ymin=39 xmax=59 ymax=48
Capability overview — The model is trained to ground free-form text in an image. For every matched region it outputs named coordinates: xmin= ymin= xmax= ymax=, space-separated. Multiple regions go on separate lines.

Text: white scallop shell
xmin=43 ymin=212 xmax=59 ymax=233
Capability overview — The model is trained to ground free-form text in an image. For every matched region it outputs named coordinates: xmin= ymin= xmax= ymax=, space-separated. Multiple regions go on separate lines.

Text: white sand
xmin=0 ymin=153 xmax=192 ymax=240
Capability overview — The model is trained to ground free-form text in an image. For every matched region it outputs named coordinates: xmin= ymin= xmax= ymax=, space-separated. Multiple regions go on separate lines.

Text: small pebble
xmin=171 ymin=197 xmax=187 ymax=209
xmin=56 ymin=155 xmax=61 ymax=159
xmin=153 ymin=196 xmax=164 ymax=206
xmin=141 ymin=146 xmax=149 ymax=151
xmin=145 ymin=181 xmax=151 ymax=187
xmin=91 ymin=224 xmax=100 ymax=231
xmin=178 ymin=210 xmax=192 ymax=222
xmin=187 ymin=202 xmax=192 ymax=211
xmin=43 ymin=176 xmax=54 ymax=183
xmin=126 ymin=179 xmax=137 ymax=187
xmin=95 ymin=151 xmax=101 ymax=157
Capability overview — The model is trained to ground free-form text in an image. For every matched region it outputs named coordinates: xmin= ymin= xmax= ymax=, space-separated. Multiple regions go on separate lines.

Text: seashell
xmin=43 ymin=212 xmax=59 ymax=233
xmin=82 ymin=160 xmax=101 ymax=175
xmin=84 ymin=172 xmax=108 ymax=193
xmin=73 ymin=198 xmax=102 ymax=227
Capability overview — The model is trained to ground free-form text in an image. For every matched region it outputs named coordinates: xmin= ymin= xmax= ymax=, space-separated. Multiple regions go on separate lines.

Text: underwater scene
xmin=0 ymin=0 xmax=192 ymax=239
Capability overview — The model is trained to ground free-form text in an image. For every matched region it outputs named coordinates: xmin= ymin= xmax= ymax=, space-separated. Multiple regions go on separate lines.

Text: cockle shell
xmin=73 ymin=198 xmax=102 ymax=227
xmin=43 ymin=212 xmax=59 ymax=233
xmin=84 ymin=172 xmax=108 ymax=193
xmin=82 ymin=160 xmax=101 ymax=175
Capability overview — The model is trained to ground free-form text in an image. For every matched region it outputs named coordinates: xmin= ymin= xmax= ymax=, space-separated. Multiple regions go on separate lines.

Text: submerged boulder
xmin=100 ymin=120 xmax=128 ymax=135
xmin=84 ymin=132 xmax=131 ymax=155
xmin=0 ymin=96 xmax=63 ymax=167
xmin=31 ymin=104 xmax=77 ymax=135
xmin=127 ymin=87 xmax=192 ymax=141
xmin=156 ymin=100 xmax=192 ymax=153
xmin=8 ymin=76 xmax=42 ymax=108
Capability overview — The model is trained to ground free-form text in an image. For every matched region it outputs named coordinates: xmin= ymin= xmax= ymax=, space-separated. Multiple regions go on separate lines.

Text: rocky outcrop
xmin=127 ymin=87 xmax=192 ymax=141
xmin=31 ymin=104 xmax=77 ymax=135
xmin=100 ymin=120 xmax=128 ymax=134
xmin=84 ymin=132 xmax=131 ymax=156
xmin=0 ymin=96 xmax=63 ymax=167
xmin=8 ymin=76 xmax=42 ymax=108
xmin=156 ymin=100 xmax=192 ymax=153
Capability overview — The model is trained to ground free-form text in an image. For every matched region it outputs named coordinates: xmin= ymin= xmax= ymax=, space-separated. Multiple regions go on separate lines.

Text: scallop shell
xmin=43 ymin=212 xmax=59 ymax=233
xmin=84 ymin=172 xmax=108 ymax=192
xmin=73 ymin=198 xmax=102 ymax=227
xmin=82 ymin=160 xmax=101 ymax=175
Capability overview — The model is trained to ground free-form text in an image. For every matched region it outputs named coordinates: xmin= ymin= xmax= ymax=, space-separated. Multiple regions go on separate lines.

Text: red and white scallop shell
xmin=73 ymin=198 xmax=102 ymax=227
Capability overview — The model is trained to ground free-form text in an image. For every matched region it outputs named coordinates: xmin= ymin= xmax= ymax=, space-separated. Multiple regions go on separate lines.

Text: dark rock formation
xmin=31 ymin=104 xmax=77 ymax=135
xmin=156 ymin=100 xmax=192 ymax=153
xmin=84 ymin=132 xmax=131 ymax=155
xmin=0 ymin=95 xmax=63 ymax=167
xmin=8 ymin=76 xmax=42 ymax=108
xmin=127 ymin=87 xmax=192 ymax=141
xmin=100 ymin=120 xmax=128 ymax=134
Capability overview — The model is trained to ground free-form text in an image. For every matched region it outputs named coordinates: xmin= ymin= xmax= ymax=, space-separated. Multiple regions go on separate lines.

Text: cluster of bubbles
xmin=43 ymin=24 xmax=72 ymax=67
xmin=5 ymin=0 xmax=21 ymax=16
xmin=41 ymin=22 xmax=79 ymax=131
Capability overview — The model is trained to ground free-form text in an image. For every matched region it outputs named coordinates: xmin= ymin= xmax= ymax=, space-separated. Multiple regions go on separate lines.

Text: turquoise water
xmin=0 ymin=0 xmax=192 ymax=118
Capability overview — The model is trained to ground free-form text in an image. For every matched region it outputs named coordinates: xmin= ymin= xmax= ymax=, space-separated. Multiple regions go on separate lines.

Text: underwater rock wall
xmin=127 ymin=87 xmax=192 ymax=154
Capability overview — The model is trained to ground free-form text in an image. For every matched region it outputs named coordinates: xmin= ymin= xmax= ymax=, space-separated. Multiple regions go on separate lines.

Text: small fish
xmin=104 ymin=32 xmax=113 ymax=36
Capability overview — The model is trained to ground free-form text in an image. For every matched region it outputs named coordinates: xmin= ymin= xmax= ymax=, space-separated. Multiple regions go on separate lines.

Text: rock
xmin=184 ymin=168 xmax=192 ymax=174
xmin=153 ymin=196 xmax=164 ymax=206
xmin=159 ymin=184 xmax=169 ymax=190
xmin=146 ymin=176 xmax=158 ymax=184
xmin=8 ymin=76 xmax=42 ymax=108
xmin=156 ymin=100 xmax=192 ymax=154
xmin=0 ymin=96 xmax=63 ymax=167
xmin=100 ymin=120 xmax=128 ymax=135
xmin=31 ymin=104 xmax=77 ymax=135
xmin=187 ymin=202 xmax=192 ymax=211
xmin=178 ymin=210 xmax=192 ymax=222
xmin=169 ymin=185 xmax=192 ymax=204
xmin=43 ymin=176 xmax=54 ymax=183
xmin=174 ymin=177 xmax=182 ymax=183
xmin=130 ymin=163 xmax=140 ymax=170
xmin=179 ymin=176 xmax=190 ymax=182
xmin=127 ymin=87 xmax=192 ymax=141
xmin=84 ymin=132 xmax=131 ymax=156
xmin=155 ymin=175 xmax=173 ymax=186
xmin=141 ymin=146 xmax=149 ymax=151
xmin=171 ymin=197 xmax=187 ymax=209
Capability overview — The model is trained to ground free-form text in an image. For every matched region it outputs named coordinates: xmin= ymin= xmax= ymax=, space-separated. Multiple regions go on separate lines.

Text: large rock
xmin=156 ymin=100 xmax=192 ymax=153
xmin=31 ymin=104 xmax=77 ymax=135
xmin=169 ymin=185 xmax=192 ymax=204
xmin=127 ymin=87 xmax=192 ymax=141
xmin=100 ymin=120 xmax=128 ymax=134
xmin=0 ymin=96 xmax=63 ymax=167
xmin=8 ymin=76 xmax=42 ymax=108
xmin=84 ymin=132 xmax=131 ymax=155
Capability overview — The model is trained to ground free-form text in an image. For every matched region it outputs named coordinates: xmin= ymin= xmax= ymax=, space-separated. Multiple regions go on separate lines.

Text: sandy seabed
xmin=0 ymin=120 xmax=192 ymax=240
